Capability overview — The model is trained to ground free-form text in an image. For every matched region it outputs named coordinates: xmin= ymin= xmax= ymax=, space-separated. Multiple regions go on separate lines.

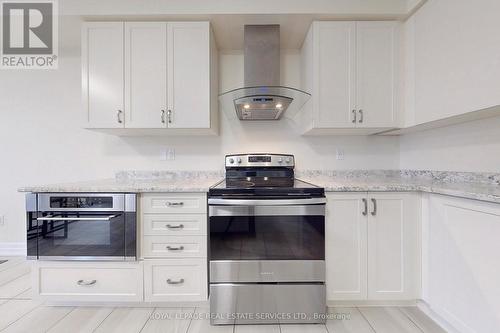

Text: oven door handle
xmin=207 ymin=198 xmax=326 ymax=206
xmin=36 ymin=215 xmax=118 ymax=221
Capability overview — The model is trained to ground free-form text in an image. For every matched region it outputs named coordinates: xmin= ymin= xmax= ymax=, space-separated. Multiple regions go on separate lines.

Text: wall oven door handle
xmin=36 ymin=215 xmax=117 ymax=221
xmin=208 ymin=198 xmax=326 ymax=206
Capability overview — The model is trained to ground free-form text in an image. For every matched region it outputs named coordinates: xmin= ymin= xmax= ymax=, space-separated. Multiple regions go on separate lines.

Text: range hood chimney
xmin=219 ymin=25 xmax=310 ymax=121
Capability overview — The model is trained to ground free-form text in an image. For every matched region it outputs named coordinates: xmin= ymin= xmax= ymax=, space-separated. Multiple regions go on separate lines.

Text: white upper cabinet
xmin=356 ymin=22 xmax=398 ymax=128
xmin=82 ymin=21 xmax=218 ymax=134
xmin=300 ymin=21 xmax=399 ymax=134
xmin=313 ymin=22 xmax=356 ymax=128
xmin=82 ymin=22 xmax=125 ymax=128
xmin=125 ymin=22 xmax=167 ymax=128
xmin=167 ymin=22 xmax=211 ymax=129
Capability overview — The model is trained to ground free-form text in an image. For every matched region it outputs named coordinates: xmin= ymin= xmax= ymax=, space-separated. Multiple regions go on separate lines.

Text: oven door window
xmin=36 ymin=212 xmax=126 ymax=259
xmin=210 ymin=215 xmax=324 ymax=260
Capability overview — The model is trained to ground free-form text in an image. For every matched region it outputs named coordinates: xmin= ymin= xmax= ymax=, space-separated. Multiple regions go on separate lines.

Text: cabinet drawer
xmin=143 ymin=214 xmax=207 ymax=235
xmin=141 ymin=193 xmax=207 ymax=214
xmin=33 ymin=262 xmax=143 ymax=302
xmin=143 ymin=235 xmax=207 ymax=258
xmin=144 ymin=259 xmax=207 ymax=302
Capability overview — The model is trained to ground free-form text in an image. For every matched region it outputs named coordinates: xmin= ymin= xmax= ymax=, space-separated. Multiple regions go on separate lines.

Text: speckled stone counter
xmin=18 ymin=169 xmax=500 ymax=204
xmin=18 ymin=171 xmax=224 ymax=193
xmin=296 ymin=170 xmax=500 ymax=204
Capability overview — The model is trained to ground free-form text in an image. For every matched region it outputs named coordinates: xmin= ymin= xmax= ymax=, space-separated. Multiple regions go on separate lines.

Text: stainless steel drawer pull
xmin=117 ymin=110 xmax=123 ymax=124
xmin=358 ymin=109 xmax=364 ymax=123
xmin=166 ymin=202 xmax=184 ymax=207
xmin=371 ymin=198 xmax=377 ymax=216
xmin=362 ymin=198 xmax=368 ymax=216
xmin=166 ymin=224 xmax=184 ymax=229
xmin=77 ymin=279 xmax=97 ymax=286
xmin=166 ymin=246 xmax=184 ymax=251
xmin=37 ymin=215 xmax=117 ymax=221
xmin=352 ymin=109 xmax=357 ymax=123
xmin=167 ymin=278 xmax=184 ymax=285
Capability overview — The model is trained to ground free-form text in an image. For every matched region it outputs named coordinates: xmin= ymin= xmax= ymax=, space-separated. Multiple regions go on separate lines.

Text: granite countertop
xmin=297 ymin=170 xmax=500 ymax=204
xmin=18 ymin=170 xmax=500 ymax=204
xmin=18 ymin=171 xmax=224 ymax=193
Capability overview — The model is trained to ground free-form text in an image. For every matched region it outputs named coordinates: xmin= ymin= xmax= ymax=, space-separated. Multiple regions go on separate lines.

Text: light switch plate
xmin=336 ymin=149 xmax=345 ymax=160
xmin=161 ymin=148 xmax=175 ymax=161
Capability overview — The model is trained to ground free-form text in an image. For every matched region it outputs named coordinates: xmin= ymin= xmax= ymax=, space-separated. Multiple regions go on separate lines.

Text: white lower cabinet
xmin=326 ymin=192 xmax=420 ymax=302
xmin=144 ymin=259 xmax=207 ymax=302
xmin=424 ymin=194 xmax=500 ymax=333
xmin=33 ymin=261 xmax=143 ymax=302
xmin=325 ymin=193 xmax=368 ymax=300
xmin=141 ymin=193 xmax=208 ymax=302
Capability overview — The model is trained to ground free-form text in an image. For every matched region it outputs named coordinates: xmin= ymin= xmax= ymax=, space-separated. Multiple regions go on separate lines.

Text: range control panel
xmin=225 ymin=154 xmax=295 ymax=168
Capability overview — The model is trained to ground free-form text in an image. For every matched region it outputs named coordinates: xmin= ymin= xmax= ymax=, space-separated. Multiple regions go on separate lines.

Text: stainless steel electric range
xmin=208 ymin=153 xmax=326 ymax=325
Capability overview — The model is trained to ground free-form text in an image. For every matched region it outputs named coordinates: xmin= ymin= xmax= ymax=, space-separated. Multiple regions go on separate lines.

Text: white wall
xmin=399 ymin=116 xmax=500 ymax=172
xmin=0 ymin=16 xmax=400 ymax=244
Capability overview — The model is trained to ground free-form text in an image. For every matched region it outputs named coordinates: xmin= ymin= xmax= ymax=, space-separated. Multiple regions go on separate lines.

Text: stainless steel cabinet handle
xmin=77 ymin=279 xmax=97 ymax=286
xmin=117 ymin=110 xmax=123 ymax=124
xmin=166 ymin=246 xmax=184 ymax=251
xmin=37 ymin=215 xmax=117 ymax=221
xmin=161 ymin=110 xmax=166 ymax=124
xmin=359 ymin=109 xmax=363 ymax=123
xmin=371 ymin=198 xmax=377 ymax=216
xmin=362 ymin=198 xmax=368 ymax=216
xmin=166 ymin=224 xmax=184 ymax=229
xmin=166 ymin=278 xmax=184 ymax=285
xmin=166 ymin=202 xmax=184 ymax=207
xmin=167 ymin=109 xmax=172 ymax=124
xmin=352 ymin=109 xmax=357 ymax=123
xmin=208 ymin=198 xmax=326 ymax=206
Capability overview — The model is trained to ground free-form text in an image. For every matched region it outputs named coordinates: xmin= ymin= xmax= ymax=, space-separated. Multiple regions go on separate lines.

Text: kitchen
xmin=0 ymin=0 xmax=499 ymax=332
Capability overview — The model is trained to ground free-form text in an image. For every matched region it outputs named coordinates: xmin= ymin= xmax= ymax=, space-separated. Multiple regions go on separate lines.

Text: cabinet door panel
xmin=125 ymin=22 xmax=167 ymax=128
xmin=83 ymin=23 xmax=124 ymax=128
xmin=367 ymin=193 xmax=419 ymax=300
xmin=326 ymin=193 xmax=368 ymax=301
xmin=314 ymin=22 xmax=356 ymax=128
xmin=427 ymin=195 xmax=500 ymax=333
xmin=167 ymin=22 xmax=210 ymax=129
xmin=356 ymin=22 xmax=398 ymax=128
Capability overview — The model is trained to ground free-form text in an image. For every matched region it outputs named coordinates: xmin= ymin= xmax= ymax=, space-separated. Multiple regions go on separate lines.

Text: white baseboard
xmin=0 ymin=242 xmax=26 ymax=256
xmin=327 ymin=299 xmax=418 ymax=307
xmin=417 ymin=300 xmax=461 ymax=333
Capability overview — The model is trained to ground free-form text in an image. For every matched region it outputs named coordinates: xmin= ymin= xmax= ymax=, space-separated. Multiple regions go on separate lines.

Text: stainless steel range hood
xmin=219 ymin=25 xmax=311 ymax=121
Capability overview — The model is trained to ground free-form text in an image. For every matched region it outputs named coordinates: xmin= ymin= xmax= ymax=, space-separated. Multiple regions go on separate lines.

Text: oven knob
xmin=237 ymin=158 xmax=242 ymax=164
xmin=278 ymin=158 xmax=283 ymax=164
xmin=229 ymin=158 xmax=234 ymax=164
xmin=286 ymin=157 xmax=292 ymax=164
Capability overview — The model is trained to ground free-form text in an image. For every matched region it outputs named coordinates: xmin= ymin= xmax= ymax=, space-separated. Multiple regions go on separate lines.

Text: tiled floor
xmin=0 ymin=257 xmax=447 ymax=332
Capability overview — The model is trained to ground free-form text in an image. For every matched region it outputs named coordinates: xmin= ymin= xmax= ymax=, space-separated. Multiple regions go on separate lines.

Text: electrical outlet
xmin=160 ymin=148 xmax=175 ymax=161
xmin=336 ymin=149 xmax=345 ymax=160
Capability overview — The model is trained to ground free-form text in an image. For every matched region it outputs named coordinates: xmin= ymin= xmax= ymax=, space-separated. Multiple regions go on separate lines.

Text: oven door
xmin=208 ymin=198 xmax=325 ymax=261
xmin=35 ymin=211 xmax=133 ymax=260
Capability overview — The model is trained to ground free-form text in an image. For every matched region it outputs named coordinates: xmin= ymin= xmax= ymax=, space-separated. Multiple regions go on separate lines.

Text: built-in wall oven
xmin=208 ymin=154 xmax=326 ymax=325
xmin=26 ymin=193 xmax=137 ymax=261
